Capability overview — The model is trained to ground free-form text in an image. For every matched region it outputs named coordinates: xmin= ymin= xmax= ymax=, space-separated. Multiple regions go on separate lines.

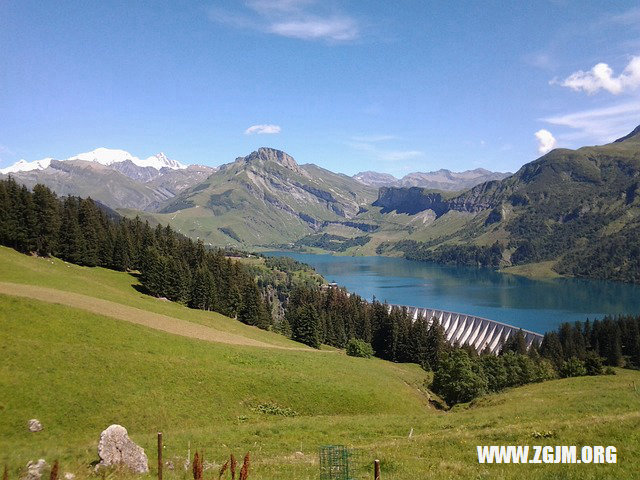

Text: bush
xmin=432 ymin=349 xmax=488 ymax=405
xmin=560 ymin=357 xmax=587 ymax=378
xmin=604 ymin=366 xmax=617 ymax=375
xmin=346 ymin=338 xmax=374 ymax=358
xmin=584 ymin=351 xmax=604 ymax=376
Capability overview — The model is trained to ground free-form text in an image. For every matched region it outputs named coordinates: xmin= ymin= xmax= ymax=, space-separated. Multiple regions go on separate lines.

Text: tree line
xmin=0 ymin=177 xmax=271 ymax=328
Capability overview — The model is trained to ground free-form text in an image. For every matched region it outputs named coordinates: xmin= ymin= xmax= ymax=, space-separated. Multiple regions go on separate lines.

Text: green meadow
xmin=1 ymin=246 xmax=639 ymax=479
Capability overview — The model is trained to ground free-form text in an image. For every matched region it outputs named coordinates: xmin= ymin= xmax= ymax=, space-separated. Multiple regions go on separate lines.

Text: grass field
xmin=1 ymin=247 xmax=640 ymax=479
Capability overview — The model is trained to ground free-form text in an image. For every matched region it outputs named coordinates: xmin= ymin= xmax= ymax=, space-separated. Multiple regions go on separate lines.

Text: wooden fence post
xmin=157 ymin=432 xmax=163 ymax=480
xmin=374 ymin=459 xmax=380 ymax=480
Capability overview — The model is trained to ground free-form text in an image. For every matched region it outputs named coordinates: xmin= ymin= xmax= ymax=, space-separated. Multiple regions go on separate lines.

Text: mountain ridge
xmin=353 ymin=167 xmax=511 ymax=190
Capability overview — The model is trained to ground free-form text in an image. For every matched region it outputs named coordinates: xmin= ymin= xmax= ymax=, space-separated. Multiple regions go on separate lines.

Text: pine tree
xmin=16 ymin=184 xmax=37 ymax=252
xmin=77 ymin=198 xmax=102 ymax=266
xmin=237 ymin=279 xmax=270 ymax=329
xmin=32 ymin=184 xmax=60 ymax=256
xmin=425 ymin=318 xmax=447 ymax=370
xmin=289 ymin=304 xmax=321 ymax=349
xmin=190 ymin=266 xmax=211 ymax=310
xmin=371 ymin=302 xmax=395 ymax=360
xmin=501 ymin=329 xmax=528 ymax=355
xmin=540 ymin=332 xmax=564 ymax=370
xmin=112 ymin=221 xmax=133 ymax=271
xmin=58 ymin=197 xmax=86 ymax=264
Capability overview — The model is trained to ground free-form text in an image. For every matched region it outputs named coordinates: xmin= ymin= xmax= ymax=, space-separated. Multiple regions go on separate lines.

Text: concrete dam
xmin=389 ymin=305 xmax=544 ymax=354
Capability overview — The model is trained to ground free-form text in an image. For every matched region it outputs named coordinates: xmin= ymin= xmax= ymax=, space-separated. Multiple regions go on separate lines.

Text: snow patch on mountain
xmin=1 ymin=148 xmax=186 ymax=174
xmin=0 ymin=158 xmax=53 ymax=174
xmin=69 ymin=148 xmax=185 ymax=169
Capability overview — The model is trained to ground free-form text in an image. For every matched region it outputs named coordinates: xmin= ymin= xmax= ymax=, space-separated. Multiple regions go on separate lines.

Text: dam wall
xmin=388 ymin=304 xmax=544 ymax=354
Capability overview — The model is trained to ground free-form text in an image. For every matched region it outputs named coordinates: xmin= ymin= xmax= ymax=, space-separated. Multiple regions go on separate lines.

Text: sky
xmin=1 ymin=1 xmax=640 ymax=176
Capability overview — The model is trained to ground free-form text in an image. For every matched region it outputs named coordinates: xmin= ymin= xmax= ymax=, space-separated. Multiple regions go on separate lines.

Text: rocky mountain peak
xmin=241 ymin=147 xmax=303 ymax=174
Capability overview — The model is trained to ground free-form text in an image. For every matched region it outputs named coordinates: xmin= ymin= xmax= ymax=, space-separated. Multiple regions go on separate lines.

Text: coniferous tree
xmin=289 ymin=304 xmax=321 ymax=348
xmin=501 ymin=329 xmax=528 ymax=355
xmin=371 ymin=302 xmax=394 ymax=361
xmin=58 ymin=197 xmax=86 ymax=264
xmin=32 ymin=184 xmax=60 ymax=256
xmin=237 ymin=279 xmax=270 ymax=329
xmin=112 ymin=221 xmax=133 ymax=271
xmin=540 ymin=332 xmax=564 ymax=370
xmin=425 ymin=318 xmax=447 ymax=371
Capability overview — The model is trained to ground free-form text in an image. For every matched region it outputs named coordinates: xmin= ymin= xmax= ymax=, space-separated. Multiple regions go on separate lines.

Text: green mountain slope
xmin=149 ymin=148 xmax=376 ymax=247
xmin=357 ymin=126 xmax=640 ymax=282
xmin=2 ymin=246 xmax=640 ymax=479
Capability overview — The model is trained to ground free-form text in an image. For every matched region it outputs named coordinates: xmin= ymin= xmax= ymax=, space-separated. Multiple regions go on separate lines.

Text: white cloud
xmin=557 ymin=56 xmax=640 ymax=95
xmin=269 ymin=16 xmax=358 ymax=41
xmin=208 ymin=1 xmax=359 ymax=43
xmin=534 ymin=129 xmax=557 ymax=154
xmin=543 ymin=101 xmax=640 ymax=143
xmin=244 ymin=124 xmax=282 ymax=135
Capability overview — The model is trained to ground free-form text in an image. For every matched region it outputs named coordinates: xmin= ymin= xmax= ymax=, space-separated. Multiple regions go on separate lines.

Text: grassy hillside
xmin=2 ymin=247 xmax=640 ymax=479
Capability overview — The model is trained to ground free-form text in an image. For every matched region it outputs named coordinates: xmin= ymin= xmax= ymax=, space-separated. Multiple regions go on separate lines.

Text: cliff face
xmin=373 ymin=187 xmax=452 ymax=216
xmin=373 ymin=182 xmax=503 ymax=217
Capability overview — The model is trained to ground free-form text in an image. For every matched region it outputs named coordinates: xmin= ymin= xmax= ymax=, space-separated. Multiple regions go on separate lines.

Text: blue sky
xmin=1 ymin=1 xmax=640 ymax=176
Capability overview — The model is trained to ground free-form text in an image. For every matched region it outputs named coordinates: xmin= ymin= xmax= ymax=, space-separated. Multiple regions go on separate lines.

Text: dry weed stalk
xmin=230 ymin=454 xmax=237 ymax=480
xmin=192 ymin=451 xmax=203 ymax=480
xmin=49 ymin=461 xmax=59 ymax=480
xmin=239 ymin=453 xmax=250 ymax=480
xmin=217 ymin=460 xmax=229 ymax=480
xmin=3 ymin=465 xmax=8 ymax=480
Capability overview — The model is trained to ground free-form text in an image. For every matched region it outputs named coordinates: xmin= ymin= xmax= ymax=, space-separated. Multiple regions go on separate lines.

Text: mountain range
xmin=3 ymin=125 xmax=640 ymax=282
xmin=0 ymin=148 xmax=216 ymax=210
xmin=353 ymin=168 xmax=511 ymax=190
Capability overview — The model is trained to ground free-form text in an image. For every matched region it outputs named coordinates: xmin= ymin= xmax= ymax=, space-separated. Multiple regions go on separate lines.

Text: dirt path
xmin=0 ymin=282 xmax=312 ymax=351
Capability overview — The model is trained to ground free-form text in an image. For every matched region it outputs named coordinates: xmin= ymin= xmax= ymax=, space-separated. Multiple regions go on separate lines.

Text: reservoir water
xmin=266 ymin=252 xmax=640 ymax=335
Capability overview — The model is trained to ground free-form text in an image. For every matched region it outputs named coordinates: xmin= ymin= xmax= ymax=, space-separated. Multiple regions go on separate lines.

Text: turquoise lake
xmin=266 ymin=252 xmax=640 ymax=335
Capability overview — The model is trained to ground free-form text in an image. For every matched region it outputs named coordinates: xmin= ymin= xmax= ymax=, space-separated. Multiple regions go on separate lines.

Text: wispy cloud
xmin=208 ymin=1 xmax=360 ymax=43
xmin=524 ymin=52 xmax=557 ymax=70
xmin=350 ymin=134 xmax=398 ymax=142
xmin=347 ymin=136 xmax=423 ymax=162
xmin=269 ymin=16 xmax=358 ymax=41
xmin=534 ymin=129 xmax=557 ymax=154
xmin=608 ymin=7 xmax=640 ymax=27
xmin=543 ymin=101 xmax=640 ymax=143
xmin=554 ymin=56 xmax=640 ymax=95
xmin=245 ymin=124 xmax=282 ymax=135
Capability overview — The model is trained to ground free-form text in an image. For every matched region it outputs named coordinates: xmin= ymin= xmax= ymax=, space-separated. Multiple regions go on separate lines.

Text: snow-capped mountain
xmin=0 ymin=147 xmax=185 ymax=174
xmin=69 ymin=148 xmax=185 ymax=170
xmin=0 ymin=157 xmax=53 ymax=175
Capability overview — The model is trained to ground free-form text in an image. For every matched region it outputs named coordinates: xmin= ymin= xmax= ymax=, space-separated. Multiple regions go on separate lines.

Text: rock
xmin=28 ymin=419 xmax=43 ymax=432
xmin=63 ymin=474 xmax=75 ymax=480
xmin=23 ymin=460 xmax=47 ymax=480
xmin=164 ymin=461 xmax=174 ymax=471
xmin=97 ymin=425 xmax=149 ymax=473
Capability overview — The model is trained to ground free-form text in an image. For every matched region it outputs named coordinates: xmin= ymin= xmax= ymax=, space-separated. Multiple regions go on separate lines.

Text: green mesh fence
xmin=319 ymin=445 xmax=354 ymax=480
